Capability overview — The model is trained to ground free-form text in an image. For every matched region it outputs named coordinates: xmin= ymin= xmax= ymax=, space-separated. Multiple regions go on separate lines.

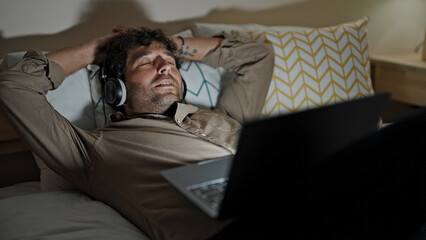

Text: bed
xmin=0 ymin=18 xmax=375 ymax=239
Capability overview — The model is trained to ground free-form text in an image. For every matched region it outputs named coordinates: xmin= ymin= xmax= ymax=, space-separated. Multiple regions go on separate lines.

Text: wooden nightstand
xmin=0 ymin=114 xmax=38 ymax=187
xmin=370 ymin=52 xmax=426 ymax=106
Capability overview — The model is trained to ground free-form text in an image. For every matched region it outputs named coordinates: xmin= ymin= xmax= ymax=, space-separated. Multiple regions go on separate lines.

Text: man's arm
xmin=0 ymin=32 xmax=115 ymax=187
xmin=47 ymin=33 xmax=116 ymax=76
xmin=172 ymin=37 xmax=223 ymax=62
xmin=180 ymin=34 xmax=275 ymax=124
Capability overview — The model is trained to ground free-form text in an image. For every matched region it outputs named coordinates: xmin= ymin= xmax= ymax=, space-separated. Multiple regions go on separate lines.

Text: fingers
xmin=92 ymin=27 xmax=127 ymax=64
xmin=90 ymin=32 xmax=117 ymax=65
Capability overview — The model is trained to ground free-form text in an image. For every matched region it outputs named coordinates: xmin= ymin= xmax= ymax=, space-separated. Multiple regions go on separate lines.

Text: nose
xmin=156 ymin=57 xmax=172 ymax=75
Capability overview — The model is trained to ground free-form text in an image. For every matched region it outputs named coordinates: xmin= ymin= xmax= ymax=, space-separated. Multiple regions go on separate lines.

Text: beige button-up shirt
xmin=0 ymin=35 xmax=274 ymax=240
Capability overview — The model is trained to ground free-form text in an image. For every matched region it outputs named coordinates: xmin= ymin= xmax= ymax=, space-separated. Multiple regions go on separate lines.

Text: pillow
xmin=193 ymin=17 xmax=375 ymax=118
xmin=181 ymin=61 xmax=226 ymax=109
xmin=87 ymin=64 xmax=116 ymax=127
xmin=173 ymin=29 xmax=227 ymax=109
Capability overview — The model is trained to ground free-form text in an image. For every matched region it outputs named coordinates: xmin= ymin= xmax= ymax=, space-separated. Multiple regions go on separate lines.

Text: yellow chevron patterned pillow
xmin=232 ymin=17 xmax=374 ymax=118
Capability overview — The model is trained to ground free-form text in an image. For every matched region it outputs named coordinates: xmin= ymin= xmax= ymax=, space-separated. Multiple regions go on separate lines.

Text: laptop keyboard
xmin=188 ymin=178 xmax=228 ymax=211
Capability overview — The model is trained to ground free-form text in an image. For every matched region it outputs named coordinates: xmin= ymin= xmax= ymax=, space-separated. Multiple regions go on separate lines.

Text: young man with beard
xmin=0 ymin=27 xmax=274 ymax=239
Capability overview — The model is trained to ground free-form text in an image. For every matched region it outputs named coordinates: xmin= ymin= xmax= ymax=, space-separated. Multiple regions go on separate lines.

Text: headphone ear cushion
xmin=104 ymin=78 xmax=127 ymax=106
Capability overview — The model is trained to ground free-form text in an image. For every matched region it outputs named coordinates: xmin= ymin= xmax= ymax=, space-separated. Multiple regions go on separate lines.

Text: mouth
xmin=154 ymin=79 xmax=174 ymax=88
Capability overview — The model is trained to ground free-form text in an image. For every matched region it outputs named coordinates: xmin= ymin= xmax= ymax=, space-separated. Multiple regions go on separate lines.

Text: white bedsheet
xmin=0 ymin=182 xmax=41 ymax=200
xmin=0 ymin=183 xmax=150 ymax=240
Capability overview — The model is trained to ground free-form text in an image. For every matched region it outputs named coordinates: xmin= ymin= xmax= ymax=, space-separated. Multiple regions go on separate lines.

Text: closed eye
xmin=139 ymin=62 xmax=152 ymax=67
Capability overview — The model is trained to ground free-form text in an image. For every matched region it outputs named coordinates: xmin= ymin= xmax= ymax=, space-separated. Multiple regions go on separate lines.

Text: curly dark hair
xmin=102 ymin=27 xmax=181 ymax=81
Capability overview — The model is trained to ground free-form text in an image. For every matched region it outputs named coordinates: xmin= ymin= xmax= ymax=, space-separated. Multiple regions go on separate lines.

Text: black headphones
xmin=101 ymin=66 xmax=188 ymax=107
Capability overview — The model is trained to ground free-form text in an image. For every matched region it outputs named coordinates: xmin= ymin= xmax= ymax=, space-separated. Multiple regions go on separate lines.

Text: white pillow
xmin=87 ymin=64 xmax=116 ymax=127
xmin=173 ymin=29 xmax=227 ymax=109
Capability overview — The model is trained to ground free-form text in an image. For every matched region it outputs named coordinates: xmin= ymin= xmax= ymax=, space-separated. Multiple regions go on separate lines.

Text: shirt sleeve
xmin=0 ymin=50 xmax=95 ymax=187
xmin=201 ymin=34 xmax=274 ymax=124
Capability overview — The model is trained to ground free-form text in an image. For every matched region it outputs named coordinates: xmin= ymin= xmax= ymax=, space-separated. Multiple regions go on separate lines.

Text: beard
xmin=125 ymin=75 xmax=183 ymax=114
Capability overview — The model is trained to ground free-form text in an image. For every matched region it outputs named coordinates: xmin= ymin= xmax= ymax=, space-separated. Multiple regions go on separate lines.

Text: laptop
xmin=161 ymin=92 xmax=390 ymax=219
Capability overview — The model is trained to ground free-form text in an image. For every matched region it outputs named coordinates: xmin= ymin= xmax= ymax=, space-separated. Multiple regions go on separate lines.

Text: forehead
xmin=127 ymin=42 xmax=172 ymax=63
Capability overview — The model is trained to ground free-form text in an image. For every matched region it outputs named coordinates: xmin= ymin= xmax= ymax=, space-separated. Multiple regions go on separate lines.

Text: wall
xmin=1 ymin=0 xmax=425 ymax=57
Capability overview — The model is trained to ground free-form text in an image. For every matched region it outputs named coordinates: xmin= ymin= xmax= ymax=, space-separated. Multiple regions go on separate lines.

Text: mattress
xmin=0 ymin=182 xmax=150 ymax=240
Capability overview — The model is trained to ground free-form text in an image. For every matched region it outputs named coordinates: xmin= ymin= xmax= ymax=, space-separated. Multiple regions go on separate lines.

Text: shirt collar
xmin=174 ymin=103 xmax=199 ymax=123
xmin=109 ymin=102 xmax=199 ymax=123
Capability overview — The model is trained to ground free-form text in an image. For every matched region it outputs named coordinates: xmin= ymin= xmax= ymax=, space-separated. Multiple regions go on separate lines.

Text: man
xmin=0 ymin=27 xmax=274 ymax=240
